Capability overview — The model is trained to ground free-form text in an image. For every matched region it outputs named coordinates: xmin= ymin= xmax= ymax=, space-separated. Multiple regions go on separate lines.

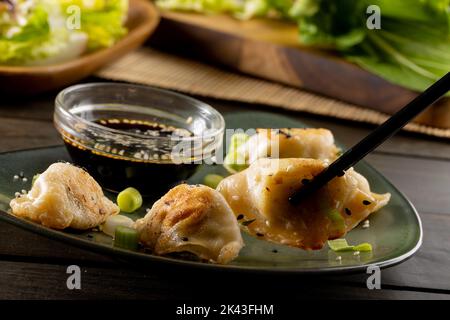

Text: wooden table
xmin=1 ymin=79 xmax=449 ymax=301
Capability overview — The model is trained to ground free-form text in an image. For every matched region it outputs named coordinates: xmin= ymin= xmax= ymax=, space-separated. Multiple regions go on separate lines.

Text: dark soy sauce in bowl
xmin=54 ymin=83 xmax=225 ymax=198
xmin=63 ymin=118 xmax=199 ymax=197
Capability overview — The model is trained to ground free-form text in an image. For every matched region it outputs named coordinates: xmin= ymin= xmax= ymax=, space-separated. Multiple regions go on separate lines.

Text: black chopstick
xmin=289 ymin=72 xmax=450 ymax=205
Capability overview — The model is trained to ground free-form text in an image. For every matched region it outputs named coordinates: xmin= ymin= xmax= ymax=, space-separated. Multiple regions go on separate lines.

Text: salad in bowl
xmin=0 ymin=0 xmax=129 ymax=66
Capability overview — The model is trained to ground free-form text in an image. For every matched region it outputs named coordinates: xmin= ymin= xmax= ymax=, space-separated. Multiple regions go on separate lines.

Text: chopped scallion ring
xmin=114 ymin=226 xmax=139 ymax=250
xmin=117 ymin=187 xmax=142 ymax=213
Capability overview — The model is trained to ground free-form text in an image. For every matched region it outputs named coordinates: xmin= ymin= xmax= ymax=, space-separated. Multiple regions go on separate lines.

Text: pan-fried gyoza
xmin=10 ymin=162 xmax=119 ymax=229
xmin=134 ymin=184 xmax=244 ymax=264
xmin=225 ymin=128 xmax=340 ymax=173
xmin=218 ymin=158 xmax=390 ymax=250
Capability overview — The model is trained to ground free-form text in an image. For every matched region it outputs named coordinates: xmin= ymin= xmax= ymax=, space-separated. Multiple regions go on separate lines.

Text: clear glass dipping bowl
xmin=54 ymin=83 xmax=225 ymax=196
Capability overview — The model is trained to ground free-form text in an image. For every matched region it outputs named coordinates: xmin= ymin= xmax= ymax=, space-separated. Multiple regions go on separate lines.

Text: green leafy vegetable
xmin=157 ymin=0 xmax=450 ymax=92
xmin=61 ymin=0 xmax=128 ymax=52
xmin=0 ymin=0 xmax=128 ymax=65
xmin=156 ymin=0 xmax=292 ymax=20
xmin=290 ymin=0 xmax=450 ymax=92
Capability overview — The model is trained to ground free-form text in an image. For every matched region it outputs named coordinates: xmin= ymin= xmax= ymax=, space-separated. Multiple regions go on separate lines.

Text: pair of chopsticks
xmin=289 ymin=72 xmax=450 ymax=205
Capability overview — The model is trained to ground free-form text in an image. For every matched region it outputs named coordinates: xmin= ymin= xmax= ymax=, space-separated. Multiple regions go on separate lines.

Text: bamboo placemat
xmin=96 ymin=48 xmax=450 ymax=139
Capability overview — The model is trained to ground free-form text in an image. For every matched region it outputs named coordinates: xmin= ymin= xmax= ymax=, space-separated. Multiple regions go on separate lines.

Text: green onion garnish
xmin=114 ymin=226 xmax=139 ymax=250
xmin=203 ymin=174 xmax=224 ymax=189
xmin=327 ymin=209 xmax=346 ymax=232
xmin=354 ymin=243 xmax=373 ymax=252
xmin=117 ymin=187 xmax=143 ymax=213
xmin=328 ymin=239 xmax=373 ymax=252
xmin=223 ymin=133 xmax=250 ymax=173
xmin=31 ymin=174 xmax=40 ymax=187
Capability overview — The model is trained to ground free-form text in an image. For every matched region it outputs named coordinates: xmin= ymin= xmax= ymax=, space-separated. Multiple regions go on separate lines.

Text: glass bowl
xmin=54 ymin=83 xmax=225 ymax=196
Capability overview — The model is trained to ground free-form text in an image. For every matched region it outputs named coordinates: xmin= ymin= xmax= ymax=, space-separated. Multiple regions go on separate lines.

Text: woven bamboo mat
xmin=96 ymin=48 xmax=450 ymax=139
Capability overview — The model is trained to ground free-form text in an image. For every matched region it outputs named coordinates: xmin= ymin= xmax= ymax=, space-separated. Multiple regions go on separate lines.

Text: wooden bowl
xmin=0 ymin=0 xmax=160 ymax=95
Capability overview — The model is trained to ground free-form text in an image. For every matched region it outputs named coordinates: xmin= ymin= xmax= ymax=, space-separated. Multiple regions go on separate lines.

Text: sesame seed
xmin=22 ymin=177 xmax=28 ymax=182
xmin=21 ymin=189 xmax=27 ymax=194
xmin=14 ymin=192 xmax=21 ymax=197
xmin=353 ymin=251 xmax=360 ymax=256
xmin=336 ymin=256 xmax=342 ymax=261
xmin=13 ymin=175 xmax=19 ymax=181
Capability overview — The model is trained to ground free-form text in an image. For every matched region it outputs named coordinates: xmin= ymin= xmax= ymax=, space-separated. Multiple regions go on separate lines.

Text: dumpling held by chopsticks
xmin=218 ymin=158 xmax=390 ymax=250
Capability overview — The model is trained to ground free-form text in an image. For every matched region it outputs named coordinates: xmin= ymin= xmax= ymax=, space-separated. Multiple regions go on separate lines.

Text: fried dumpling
xmin=10 ymin=162 xmax=119 ymax=230
xmin=242 ymin=128 xmax=339 ymax=164
xmin=217 ymin=158 xmax=390 ymax=250
xmin=134 ymin=184 xmax=244 ymax=264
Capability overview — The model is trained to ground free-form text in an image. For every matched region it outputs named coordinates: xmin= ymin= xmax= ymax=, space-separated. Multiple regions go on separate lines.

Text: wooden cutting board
xmin=150 ymin=11 xmax=450 ymax=129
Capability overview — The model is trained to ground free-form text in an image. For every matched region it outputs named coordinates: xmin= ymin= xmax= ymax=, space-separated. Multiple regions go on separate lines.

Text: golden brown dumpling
xmin=10 ymin=162 xmax=119 ymax=230
xmin=217 ymin=158 xmax=390 ymax=250
xmin=243 ymin=128 xmax=339 ymax=164
xmin=134 ymin=184 xmax=244 ymax=264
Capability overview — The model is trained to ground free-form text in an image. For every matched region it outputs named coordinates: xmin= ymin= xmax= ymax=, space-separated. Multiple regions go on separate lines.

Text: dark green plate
xmin=0 ymin=111 xmax=422 ymax=273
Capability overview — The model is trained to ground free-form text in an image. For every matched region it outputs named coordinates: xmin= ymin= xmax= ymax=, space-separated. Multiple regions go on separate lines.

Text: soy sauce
xmin=63 ymin=119 xmax=199 ymax=198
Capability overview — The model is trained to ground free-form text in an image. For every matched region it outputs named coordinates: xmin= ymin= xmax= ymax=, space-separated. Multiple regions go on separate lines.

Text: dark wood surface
xmin=0 ymin=81 xmax=449 ymax=300
xmin=150 ymin=11 xmax=450 ymax=129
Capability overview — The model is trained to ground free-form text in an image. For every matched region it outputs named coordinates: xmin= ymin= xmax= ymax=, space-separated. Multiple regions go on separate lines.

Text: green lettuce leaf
xmin=0 ymin=3 xmax=53 ymax=64
xmin=291 ymin=0 xmax=450 ymax=92
xmin=0 ymin=0 xmax=128 ymax=65
xmin=61 ymin=0 xmax=128 ymax=52
xmin=156 ymin=0 xmax=293 ymax=20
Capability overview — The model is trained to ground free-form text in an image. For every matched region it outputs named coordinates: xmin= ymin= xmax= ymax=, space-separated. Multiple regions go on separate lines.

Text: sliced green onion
xmin=229 ymin=133 xmax=250 ymax=152
xmin=117 ymin=187 xmax=143 ymax=213
xmin=203 ymin=174 xmax=224 ymax=189
xmin=114 ymin=226 xmax=139 ymax=250
xmin=224 ymin=133 xmax=250 ymax=173
xmin=326 ymin=209 xmax=346 ymax=232
xmin=328 ymin=239 xmax=373 ymax=252
xmin=102 ymin=214 xmax=134 ymax=237
xmin=354 ymin=243 xmax=373 ymax=252
xmin=224 ymin=154 xmax=249 ymax=173
xmin=31 ymin=174 xmax=40 ymax=187
xmin=328 ymin=239 xmax=354 ymax=252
